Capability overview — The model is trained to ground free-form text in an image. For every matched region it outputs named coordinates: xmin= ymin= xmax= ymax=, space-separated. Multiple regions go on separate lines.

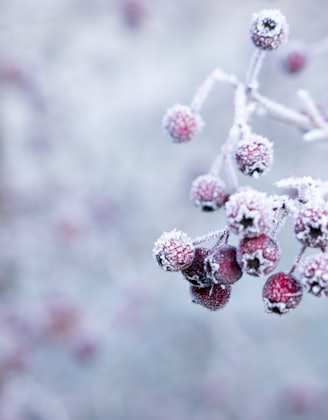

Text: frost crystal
xmin=298 ymin=253 xmax=328 ymax=297
xmin=275 ymin=176 xmax=325 ymax=204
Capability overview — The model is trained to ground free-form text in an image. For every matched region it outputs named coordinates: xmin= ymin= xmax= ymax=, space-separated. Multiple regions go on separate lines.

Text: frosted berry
xmin=163 ymin=104 xmax=203 ymax=143
xmin=190 ymin=174 xmax=227 ymax=211
xmin=153 ymin=229 xmax=195 ymax=272
xmin=181 ymin=247 xmax=212 ymax=288
xmin=205 ymin=244 xmax=242 ymax=285
xmin=237 ymin=234 xmax=281 ymax=277
xmin=250 ymin=9 xmax=289 ymax=51
xmin=294 ymin=204 xmax=328 ymax=249
xmin=262 ymin=272 xmax=303 ymax=315
xmin=225 ymin=189 xmax=274 ymax=238
xmin=298 ymin=253 xmax=328 ymax=297
xmin=190 ymin=283 xmax=231 ymax=311
xmin=234 ymin=134 xmax=273 ymax=177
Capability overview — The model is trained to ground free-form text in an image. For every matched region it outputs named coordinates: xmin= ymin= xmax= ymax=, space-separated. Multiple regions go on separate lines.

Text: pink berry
xmin=262 ymin=272 xmax=303 ymax=315
xmin=163 ymin=104 xmax=203 ymax=143
xmin=190 ymin=283 xmax=231 ymax=311
xmin=237 ymin=234 xmax=281 ymax=277
xmin=225 ymin=189 xmax=274 ymax=238
xmin=190 ymin=174 xmax=227 ymax=211
xmin=250 ymin=9 xmax=289 ymax=51
xmin=153 ymin=229 xmax=195 ymax=272
xmin=234 ymin=134 xmax=273 ymax=177
xmin=181 ymin=247 xmax=212 ymax=288
xmin=205 ymin=244 xmax=242 ymax=285
xmin=282 ymin=48 xmax=308 ymax=74
xmin=294 ymin=204 xmax=328 ymax=249
xmin=298 ymin=253 xmax=328 ymax=297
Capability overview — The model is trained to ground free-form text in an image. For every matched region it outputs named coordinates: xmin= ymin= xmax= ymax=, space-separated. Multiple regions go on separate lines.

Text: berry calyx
xmin=153 ymin=229 xmax=195 ymax=272
xmin=163 ymin=104 xmax=204 ymax=143
xmin=237 ymin=234 xmax=281 ymax=277
xmin=234 ymin=134 xmax=273 ymax=177
xmin=205 ymin=244 xmax=242 ymax=285
xmin=190 ymin=174 xmax=227 ymax=211
xmin=190 ymin=283 xmax=231 ymax=311
xmin=250 ymin=9 xmax=289 ymax=51
xmin=262 ymin=272 xmax=303 ymax=315
xmin=298 ymin=253 xmax=328 ymax=297
xmin=181 ymin=247 xmax=212 ymax=288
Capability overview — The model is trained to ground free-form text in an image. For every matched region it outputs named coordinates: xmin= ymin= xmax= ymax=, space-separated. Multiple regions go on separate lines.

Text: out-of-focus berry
xmin=153 ymin=229 xmax=195 ymax=272
xmin=225 ymin=189 xmax=274 ymax=238
xmin=262 ymin=272 xmax=303 ymax=315
xmin=121 ymin=0 xmax=145 ymax=29
xmin=190 ymin=283 xmax=231 ymax=311
xmin=163 ymin=104 xmax=204 ymax=143
xmin=294 ymin=204 xmax=328 ymax=249
xmin=234 ymin=134 xmax=273 ymax=177
xmin=190 ymin=174 xmax=227 ymax=211
xmin=250 ymin=9 xmax=289 ymax=51
xmin=282 ymin=46 xmax=308 ymax=74
xmin=237 ymin=234 xmax=281 ymax=276
xmin=298 ymin=253 xmax=328 ymax=297
xmin=205 ymin=244 xmax=242 ymax=285
xmin=181 ymin=247 xmax=212 ymax=288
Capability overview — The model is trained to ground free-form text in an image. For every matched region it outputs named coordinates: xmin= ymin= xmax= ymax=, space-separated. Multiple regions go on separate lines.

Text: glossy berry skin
xmin=237 ymin=234 xmax=281 ymax=277
xmin=298 ymin=253 xmax=328 ymax=297
xmin=262 ymin=272 xmax=303 ymax=315
xmin=163 ymin=104 xmax=203 ymax=143
xmin=294 ymin=204 xmax=328 ymax=250
xmin=250 ymin=9 xmax=289 ymax=51
xmin=190 ymin=283 xmax=231 ymax=311
xmin=153 ymin=229 xmax=195 ymax=272
xmin=190 ymin=174 xmax=227 ymax=212
xmin=225 ymin=189 xmax=273 ymax=238
xmin=234 ymin=135 xmax=273 ymax=177
xmin=181 ymin=247 xmax=212 ymax=288
xmin=205 ymin=244 xmax=242 ymax=285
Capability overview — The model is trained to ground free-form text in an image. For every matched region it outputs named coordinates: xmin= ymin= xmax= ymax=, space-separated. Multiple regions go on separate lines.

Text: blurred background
xmin=0 ymin=0 xmax=328 ymax=418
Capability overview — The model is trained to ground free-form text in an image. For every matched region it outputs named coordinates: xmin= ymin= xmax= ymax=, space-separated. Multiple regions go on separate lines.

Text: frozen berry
xmin=298 ymin=253 xmax=328 ymax=297
xmin=190 ymin=283 xmax=231 ymax=311
xmin=163 ymin=104 xmax=203 ymax=143
xmin=190 ymin=174 xmax=227 ymax=211
xmin=225 ymin=189 xmax=274 ymax=238
xmin=294 ymin=204 xmax=328 ymax=249
xmin=234 ymin=134 xmax=273 ymax=177
xmin=262 ymin=272 xmax=303 ymax=315
xmin=181 ymin=247 xmax=212 ymax=288
xmin=237 ymin=234 xmax=281 ymax=277
xmin=282 ymin=47 xmax=308 ymax=74
xmin=205 ymin=244 xmax=242 ymax=285
xmin=250 ymin=9 xmax=289 ymax=51
xmin=153 ymin=229 xmax=195 ymax=272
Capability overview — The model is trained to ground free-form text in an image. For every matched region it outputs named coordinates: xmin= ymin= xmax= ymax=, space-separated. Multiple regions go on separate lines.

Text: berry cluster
xmin=153 ymin=9 xmax=328 ymax=315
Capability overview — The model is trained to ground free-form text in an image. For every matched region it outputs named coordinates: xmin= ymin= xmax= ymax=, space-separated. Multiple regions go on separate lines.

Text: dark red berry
xmin=283 ymin=49 xmax=308 ymax=74
xmin=181 ymin=247 xmax=212 ymax=288
xmin=205 ymin=244 xmax=242 ymax=285
xmin=190 ymin=283 xmax=231 ymax=311
xmin=237 ymin=234 xmax=281 ymax=277
xmin=262 ymin=272 xmax=303 ymax=315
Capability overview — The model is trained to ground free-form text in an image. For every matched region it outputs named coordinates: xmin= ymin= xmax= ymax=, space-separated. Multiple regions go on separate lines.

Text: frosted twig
xmin=298 ymin=89 xmax=328 ymax=129
xmin=245 ymin=49 xmax=266 ymax=90
xmin=192 ymin=228 xmax=230 ymax=246
xmin=289 ymin=245 xmax=307 ymax=274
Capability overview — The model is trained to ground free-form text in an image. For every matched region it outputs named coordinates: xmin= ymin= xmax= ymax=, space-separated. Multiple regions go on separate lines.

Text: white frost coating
xmin=162 ymin=104 xmax=204 ymax=142
xmin=299 ymin=253 xmax=328 ymax=297
xmin=241 ymin=248 xmax=275 ymax=276
xmin=251 ymin=9 xmax=289 ymax=48
xmin=275 ymin=176 xmax=326 ymax=204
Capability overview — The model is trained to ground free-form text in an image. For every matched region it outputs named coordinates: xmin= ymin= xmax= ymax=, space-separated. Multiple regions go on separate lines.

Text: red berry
xmin=237 ymin=234 xmax=281 ymax=277
xmin=262 ymin=272 xmax=303 ymax=315
xmin=181 ymin=247 xmax=212 ymax=288
xmin=283 ymin=49 xmax=308 ymax=74
xmin=234 ymin=134 xmax=273 ymax=177
xmin=190 ymin=174 xmax=227 ymax=211
xmin=225 ymin=189 xmax=274 ymax=238
xmin=298 ymin=253 xmax=328 ymax=297
xmin=294 ymin=204 xmax=328 ymax=249
xmin=205 ymin=244 xmax=242 ymax=285
xmin=190 ymin=283 xmax=231 ymax=311
xmin=153 ymin=229 xmax=195 ymax=272
xmin=163 ymin=104 xmax=203 ymax=143
xmin=250 ymin=9 xmax=289 ymax=51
